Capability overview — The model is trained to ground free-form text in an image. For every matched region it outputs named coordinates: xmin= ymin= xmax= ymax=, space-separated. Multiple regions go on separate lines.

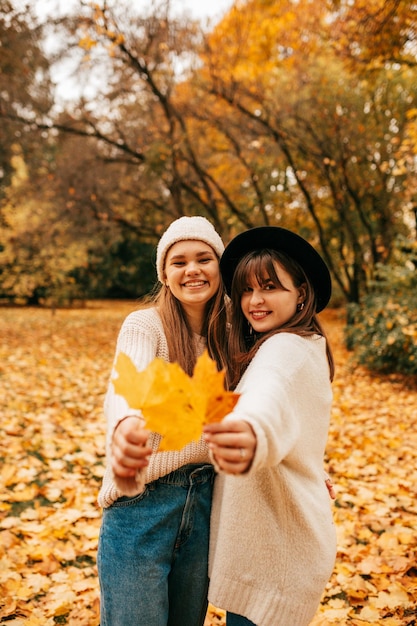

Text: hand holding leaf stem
xmin=112 ymin=416 xmax=152 ymax=479
xmin=204 ymin=419 xmax=257 ymax=474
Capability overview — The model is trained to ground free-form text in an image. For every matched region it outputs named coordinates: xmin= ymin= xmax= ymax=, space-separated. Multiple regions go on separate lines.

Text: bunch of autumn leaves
xmin=112 ymin=352 xmax=239 ymax=451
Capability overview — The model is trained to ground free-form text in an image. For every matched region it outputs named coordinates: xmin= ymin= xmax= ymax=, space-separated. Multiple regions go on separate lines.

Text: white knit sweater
xmin=208 ymin=332 xmax=337 ymax=626
xmin=98 ymin=307 xmax=210 ymax=508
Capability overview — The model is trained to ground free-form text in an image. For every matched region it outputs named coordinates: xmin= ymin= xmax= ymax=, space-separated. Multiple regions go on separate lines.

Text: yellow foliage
xmin=78 ymin=36 xmax=97 ymax=51
xmin=203 ymin=0 xmax=327 ymax=84
xmin=1 ymin=303 xmax=417 ymax=624
xmin=112 ymin=351 xmax=239 ymax=451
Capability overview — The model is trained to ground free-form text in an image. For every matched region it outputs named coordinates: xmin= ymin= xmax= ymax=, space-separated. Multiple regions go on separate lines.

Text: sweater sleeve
xmin=224 ymin=333 xmax=329 ymax=474
xmin=104 ymin=311 xmax=162 ymax=437
xmin=103 ymin=309 xmax=168 ymax=496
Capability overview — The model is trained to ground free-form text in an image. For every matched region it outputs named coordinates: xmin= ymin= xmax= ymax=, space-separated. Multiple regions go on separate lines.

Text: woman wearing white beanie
xmin=97 ymin=216 xmax=228 ymax=626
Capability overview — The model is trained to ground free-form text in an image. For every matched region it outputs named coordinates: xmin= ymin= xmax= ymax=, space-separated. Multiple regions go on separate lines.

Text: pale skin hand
xmin=203 ymin=420 xmax=257 ymax=474
xmin=111 ymin=416 xmax=152 ymax=478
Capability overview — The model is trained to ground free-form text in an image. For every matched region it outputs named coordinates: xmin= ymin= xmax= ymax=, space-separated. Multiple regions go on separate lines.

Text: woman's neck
xmin=183 ymin=305 xmax=205 ymax=335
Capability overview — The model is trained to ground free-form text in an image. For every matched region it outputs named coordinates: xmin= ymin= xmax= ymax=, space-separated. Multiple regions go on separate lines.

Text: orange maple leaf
xmin=112 ymin=350 xmax=239 ymax=451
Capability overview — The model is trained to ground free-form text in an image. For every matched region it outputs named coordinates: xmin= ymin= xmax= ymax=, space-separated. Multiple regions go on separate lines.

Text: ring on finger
xmin=239 ymin=447 xmax=246 ymax=460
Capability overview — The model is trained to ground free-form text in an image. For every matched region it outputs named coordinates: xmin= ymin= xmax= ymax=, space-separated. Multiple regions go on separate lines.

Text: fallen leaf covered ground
xmin=0 ymin=302 xmax=416 ymax=625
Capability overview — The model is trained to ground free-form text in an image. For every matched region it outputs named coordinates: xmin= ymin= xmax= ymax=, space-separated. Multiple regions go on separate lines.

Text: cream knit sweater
xmin=208 ymin=332 xmax=337 ymax=626
xmin=98 ymin=307 xmax=210 ymax=508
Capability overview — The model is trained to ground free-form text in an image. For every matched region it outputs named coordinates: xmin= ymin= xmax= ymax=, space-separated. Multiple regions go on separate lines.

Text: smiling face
xmin=163 ymin=240 xmax=221 ymax=315
xmin=238 ymin=254 xmax=306 ymax=334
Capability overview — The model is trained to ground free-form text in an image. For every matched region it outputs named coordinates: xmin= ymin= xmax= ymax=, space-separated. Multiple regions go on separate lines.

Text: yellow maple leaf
xmin=112 ymin=351 xmax=239 ymax=451
xmin=193 ymin=351 xmax=241 ymax=423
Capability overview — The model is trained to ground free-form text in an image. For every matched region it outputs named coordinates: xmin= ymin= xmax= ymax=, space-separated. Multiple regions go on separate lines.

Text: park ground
xmin=0 ymin=301 xmax=416 ymax=625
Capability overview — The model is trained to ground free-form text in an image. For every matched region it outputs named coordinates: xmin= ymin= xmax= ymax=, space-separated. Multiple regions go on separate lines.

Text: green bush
xmin=345 ymin=239 xmax=417 ymax=375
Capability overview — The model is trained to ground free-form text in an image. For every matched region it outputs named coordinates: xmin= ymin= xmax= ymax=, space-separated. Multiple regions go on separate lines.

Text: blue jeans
xmin=98 ymin=464 xmax=214 ymax=626
xmin=227 ymin=614 xmax=256 ymax=626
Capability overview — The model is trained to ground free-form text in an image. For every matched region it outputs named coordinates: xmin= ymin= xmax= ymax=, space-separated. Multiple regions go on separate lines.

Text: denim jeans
xmin=227 ymin=613 xmax=256 ymax=626
xmin=98 ymin=464 xmax=214 ymax=626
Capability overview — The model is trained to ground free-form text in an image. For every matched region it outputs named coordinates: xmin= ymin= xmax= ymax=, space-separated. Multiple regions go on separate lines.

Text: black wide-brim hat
xmin=220 ymin=226 xmax=332 ymax=312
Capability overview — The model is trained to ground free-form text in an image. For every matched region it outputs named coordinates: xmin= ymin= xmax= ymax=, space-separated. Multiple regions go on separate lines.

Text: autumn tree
xmin=0 ymin=1 xmax=63 ymax=301
xmin=328 ymin=0 xmax=417 ymax=223
xmin=1 ymin=1 xmax=185 ymax=301
xmin=68 ymin=0 xmax=415 ymax=302
xmin=0 ymin=0 xmax=260 ymax=304
xmin=1 ymin=0 xmax=416 ymax=305
xmin=0 ymin=0 xmax=53 ymax=198
xmin=193 ymin=0 xmax=417 ymax=301
xmin=0 ymin=124 xmax=160 ymax=303
xmin=34 ymin=1 xmax=239 ymax=238
xmin=329 ymin=0 xmax=417 ymax=69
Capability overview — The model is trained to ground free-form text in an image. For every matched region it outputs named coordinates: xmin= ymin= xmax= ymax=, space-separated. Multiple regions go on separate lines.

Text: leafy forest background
xmin=1 ymin=0 xmax=417 ymax=374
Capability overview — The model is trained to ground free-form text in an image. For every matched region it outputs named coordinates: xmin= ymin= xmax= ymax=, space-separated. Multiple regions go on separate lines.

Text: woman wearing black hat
xmin=204 ymin=227 xmax=337 ymax=626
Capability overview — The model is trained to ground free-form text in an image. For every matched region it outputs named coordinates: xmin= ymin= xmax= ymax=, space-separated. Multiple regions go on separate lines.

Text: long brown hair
xmin=226 ymin=249 xmax=334 ymax=389
xmin=142 ymin=259 xmax=229 ymax=376
xmin=156 ymin=285 xmax=228 ymax=375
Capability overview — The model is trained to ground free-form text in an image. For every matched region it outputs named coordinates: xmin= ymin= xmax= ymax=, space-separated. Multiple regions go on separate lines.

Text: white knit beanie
xmin=156 ymin=216 xmax=224 ymax=282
